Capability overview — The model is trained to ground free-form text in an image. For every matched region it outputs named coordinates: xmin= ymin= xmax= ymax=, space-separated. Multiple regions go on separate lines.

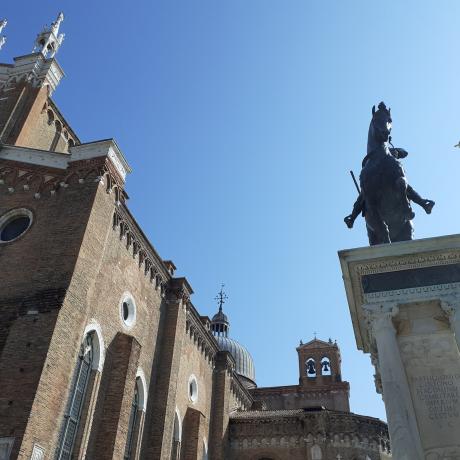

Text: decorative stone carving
xmin=364 ymin=303 xmax=424 ymax=459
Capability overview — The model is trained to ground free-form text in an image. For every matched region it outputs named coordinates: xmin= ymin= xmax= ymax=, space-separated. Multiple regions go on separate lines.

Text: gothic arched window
xmin=171 ymin=409 xmax=181 ymax=460
xmin=123 ymin=379 xmax=140 ymax=459
xmin=57 ymin=333 xmax=94 ymax=460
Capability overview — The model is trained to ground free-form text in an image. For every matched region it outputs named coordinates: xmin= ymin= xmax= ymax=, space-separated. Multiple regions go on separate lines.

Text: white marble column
xmin=364 ymin=303 xmax=424 ymax=460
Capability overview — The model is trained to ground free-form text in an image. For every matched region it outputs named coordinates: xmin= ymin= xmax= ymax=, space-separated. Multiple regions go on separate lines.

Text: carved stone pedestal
xmin=339 ymin=235 xmax=460 ymax=460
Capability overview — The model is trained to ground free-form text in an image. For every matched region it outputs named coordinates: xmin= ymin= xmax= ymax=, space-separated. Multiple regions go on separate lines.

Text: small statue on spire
xmin=0 ymin=19 xmax=7 ymax=52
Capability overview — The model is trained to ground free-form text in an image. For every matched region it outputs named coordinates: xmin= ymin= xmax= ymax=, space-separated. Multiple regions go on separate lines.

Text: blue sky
xmin=3 ymin=1 xmax=460 ymax=421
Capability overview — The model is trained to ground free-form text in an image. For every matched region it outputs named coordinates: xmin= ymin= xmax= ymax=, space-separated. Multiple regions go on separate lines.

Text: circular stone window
xmin=0 ymin=208 xmax=33 ymax=243
xmin=188 ymin=374 xmax=198 ymax=403
xmin=120 ymin=293 xmax=136 ymax=328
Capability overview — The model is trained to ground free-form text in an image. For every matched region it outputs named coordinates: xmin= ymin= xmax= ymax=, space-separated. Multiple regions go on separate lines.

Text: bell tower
xmin=0 ymin=12 xmax=76 ymax=152
xmin=32 ymin=12 xmax=65 ymax=59
xmin=297 ymin=338 xmax=344 ymax=387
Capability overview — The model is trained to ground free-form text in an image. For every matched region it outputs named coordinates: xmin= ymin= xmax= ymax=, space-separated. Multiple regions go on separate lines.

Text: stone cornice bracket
xmin=165 ymin=277 xmax=193 ymax=307
xmin=363 ymin=302 xmax=399 ymax=341
xmin=440 ymin=295 xmax=460 ymax=320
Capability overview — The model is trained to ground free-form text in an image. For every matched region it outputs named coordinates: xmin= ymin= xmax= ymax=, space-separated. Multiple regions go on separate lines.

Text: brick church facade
xmin=0 ymin=14 xmax=390 ymax=460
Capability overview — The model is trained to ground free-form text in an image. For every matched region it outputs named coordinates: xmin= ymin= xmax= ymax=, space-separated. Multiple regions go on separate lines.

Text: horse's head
xmin=368 ymin=101 xmax=392 ymax=153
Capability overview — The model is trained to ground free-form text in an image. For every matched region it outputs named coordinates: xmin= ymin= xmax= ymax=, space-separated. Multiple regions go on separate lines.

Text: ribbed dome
xmin=215 ymin=336 xmax=256 ymax=386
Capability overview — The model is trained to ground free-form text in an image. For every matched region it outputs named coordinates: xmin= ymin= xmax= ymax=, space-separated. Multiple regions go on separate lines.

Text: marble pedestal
xmin=339 ymin=234 xmax=460 ymax=460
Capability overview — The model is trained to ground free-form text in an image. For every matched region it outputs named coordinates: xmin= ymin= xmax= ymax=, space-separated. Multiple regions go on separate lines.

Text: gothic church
xmin=0 ymin=14 xmax=390 ymax=460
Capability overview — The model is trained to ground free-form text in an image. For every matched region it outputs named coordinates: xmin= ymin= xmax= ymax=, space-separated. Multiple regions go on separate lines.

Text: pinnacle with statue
xmin=344 ymin=102 xmax=435 ymax=245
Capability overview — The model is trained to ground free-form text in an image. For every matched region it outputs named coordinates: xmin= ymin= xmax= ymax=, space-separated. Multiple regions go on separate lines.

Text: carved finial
xmin=300 ymin=339 xmax=303 ymax=346
xmin=51 ymin=12 xmax=64 ymax=35
xmin=214 ymin=284 xmax=228 ymax=312
xmin=0 ymin=18 xmax=7 ymax=34
xmin=314 ymin=331 xmax=317 ymax=340
xmin=0 ymin=18 xmax=7 ymax=52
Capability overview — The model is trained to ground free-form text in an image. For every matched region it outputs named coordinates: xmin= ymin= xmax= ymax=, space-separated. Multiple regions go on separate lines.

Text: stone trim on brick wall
xmin=185 ymin=304 xmax=220 ymax=367
xmin=113 ymin=204 xmax=170 ymax=294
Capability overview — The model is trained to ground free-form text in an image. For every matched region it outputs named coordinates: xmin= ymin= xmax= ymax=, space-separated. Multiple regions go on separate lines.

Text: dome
xmin=215 ymin=336 xmax=256 ymax=387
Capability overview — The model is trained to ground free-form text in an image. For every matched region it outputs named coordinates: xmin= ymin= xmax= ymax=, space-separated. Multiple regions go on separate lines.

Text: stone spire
xmin=32 ymin=12 xmax=65 ymax=58
xmin=0 ymin=19 xmax=7 ymax=51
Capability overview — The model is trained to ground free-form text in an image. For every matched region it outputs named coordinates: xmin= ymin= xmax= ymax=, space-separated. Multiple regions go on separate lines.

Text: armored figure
xmin=344 ymin=102 xmax=434 ymax=245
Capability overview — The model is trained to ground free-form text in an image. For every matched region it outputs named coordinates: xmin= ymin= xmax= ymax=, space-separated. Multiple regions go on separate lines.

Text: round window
xmin=0 ymin=208 xmax=33 ymax=243
xmin=120 ymin=293 xmax=136 ymax=328
xmin=188 ymin=374 xmax=198 ymax=403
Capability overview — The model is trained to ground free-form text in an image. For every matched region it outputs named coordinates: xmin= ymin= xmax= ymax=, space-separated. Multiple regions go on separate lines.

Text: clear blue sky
xmin=3 ymin=1 xmax=460 ymax=421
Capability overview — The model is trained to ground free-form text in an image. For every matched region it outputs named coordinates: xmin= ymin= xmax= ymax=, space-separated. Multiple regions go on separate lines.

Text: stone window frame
xmin=31 ymin=443 xmax=45 ymax=460
xmin=56 ymin=323 xmax=105 ymax=459
xmin=123 ymin=368 xmax=148 ymax=460
xmin=0 ymin=208 xmax=34 ymax=244
xmin=119 ymin=292 xmax=137 ymax=329
xmin=171 ymin=407 xmax=182 ymax=459
xmin=188 ymin=374 xmax=199 ymax=404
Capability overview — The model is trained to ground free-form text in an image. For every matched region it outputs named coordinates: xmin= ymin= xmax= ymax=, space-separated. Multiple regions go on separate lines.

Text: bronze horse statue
xmin=344 ymin=102 xmax=434 ymax=245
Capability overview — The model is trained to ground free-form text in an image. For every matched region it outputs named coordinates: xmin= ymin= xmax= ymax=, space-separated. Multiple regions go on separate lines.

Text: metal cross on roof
xmin=214 ymin=284 xmax=228 ymax=312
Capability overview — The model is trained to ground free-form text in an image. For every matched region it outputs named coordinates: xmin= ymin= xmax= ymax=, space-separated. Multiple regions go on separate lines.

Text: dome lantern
xmin=210 ymin=285 xmax=256 ymax=388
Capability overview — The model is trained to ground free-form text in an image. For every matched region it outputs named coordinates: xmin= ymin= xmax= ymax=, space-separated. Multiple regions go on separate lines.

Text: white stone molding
xmin=136 ymin=368 xmax=148 ymax=412
xmin=83 ymin=321 xmax=105 ymax=371
xmin=71 ymin=140 xmax=131 ymax=181
xmin=173 ymin=407 xmax=182 ymax=441
xmin=364 ymin=302 xmax=424 ymax=460
xmin=188 ymin=374 xmax=198 ymax=403
xmin=30 ymin=443 xmax=45 ymax=460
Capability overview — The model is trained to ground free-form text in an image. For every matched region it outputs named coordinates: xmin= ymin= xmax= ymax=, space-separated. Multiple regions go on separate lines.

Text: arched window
xmin=321 ymin=356 xmax=331 ymax=376
xmin=51 ymin=120 xmax=62 ymax=151
xmin=171 ymin=409 xmax=181 ymax=460
xmin=124 ymin=380 xmax=139 ymax=459
xmin=306 ymin=358 xmax=316 ymax=377
xmin=123 ymin=369 xmax=147 ymax=459
xmin=57 ymin=333 xmax=94 ymax=459
xmin=47 ymin=109 xmax=55 ymax=125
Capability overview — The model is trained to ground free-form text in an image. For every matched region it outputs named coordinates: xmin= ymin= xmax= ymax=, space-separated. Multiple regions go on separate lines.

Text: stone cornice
xmin=250 ymin=382 xmax=349 ymax=397
xmin=113 ymin=204 xmax=171 ymax=292
xmin=185 ymin=303 xmax=220 ymax=367
xmin=229 ymin=409 xmax=389 ymax=451
xmin=338 ymin=234 xmax=460 ymax=351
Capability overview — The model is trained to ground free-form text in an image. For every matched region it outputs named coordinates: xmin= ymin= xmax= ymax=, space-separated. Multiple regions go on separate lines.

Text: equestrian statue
xmin=344 ymin=102 xmax=434 ymax=245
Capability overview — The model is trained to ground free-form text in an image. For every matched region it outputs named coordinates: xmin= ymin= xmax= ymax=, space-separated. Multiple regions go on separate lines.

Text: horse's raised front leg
xmin=365 ymin=208 xmax=390 ymax=245
xmin=407 ymin=185 xmax=435 ymax=214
